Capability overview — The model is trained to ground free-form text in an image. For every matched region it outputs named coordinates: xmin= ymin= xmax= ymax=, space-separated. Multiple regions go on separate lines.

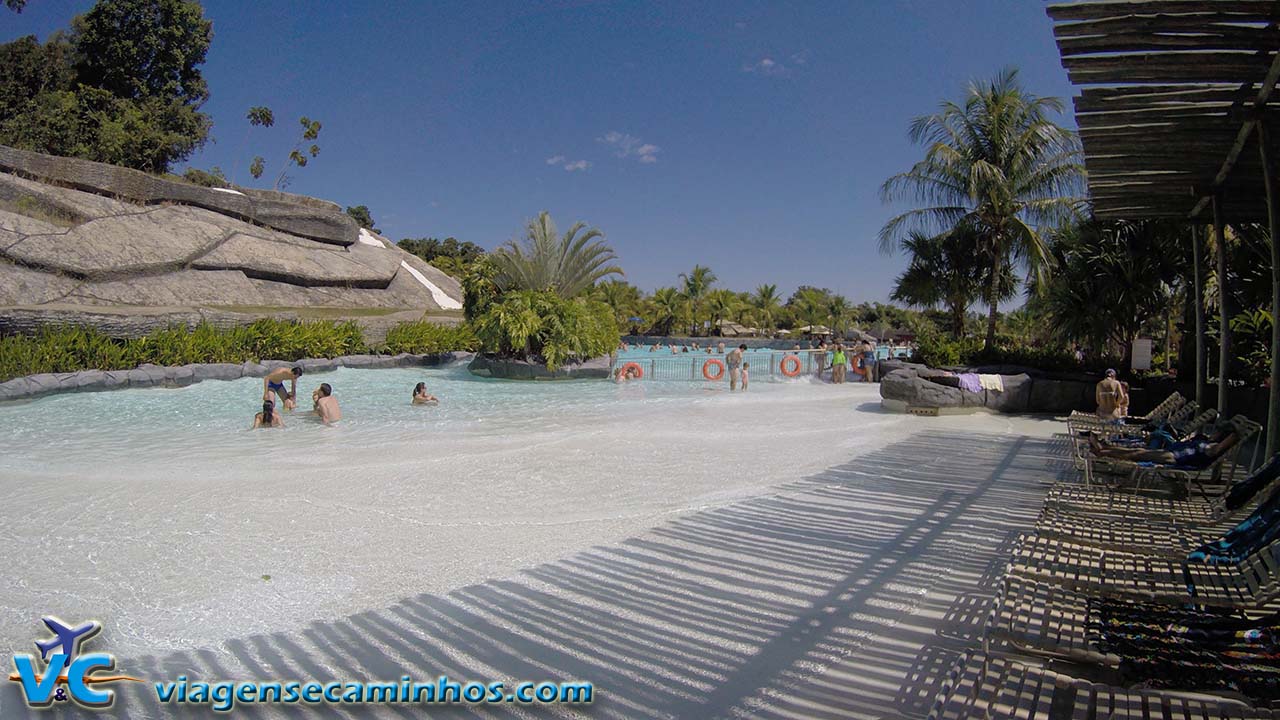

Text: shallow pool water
xmin=0 ymin=361 xmax=1049 ymax=659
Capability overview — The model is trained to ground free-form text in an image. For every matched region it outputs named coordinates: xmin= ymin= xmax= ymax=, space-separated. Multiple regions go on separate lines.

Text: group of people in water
xmin=251 ymin=365 xmax=438 ymax=429
xmin=613 ymin=337 xmax=883 ymax=387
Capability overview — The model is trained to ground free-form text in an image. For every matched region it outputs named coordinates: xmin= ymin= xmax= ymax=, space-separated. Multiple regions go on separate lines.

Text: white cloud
xmin=743 ymin=56 xmax=788 ymax=77
xmin=546 ymin=155 xmax=591 ymax=172
xmin=598 ymin=131 xmax=661 ymax=164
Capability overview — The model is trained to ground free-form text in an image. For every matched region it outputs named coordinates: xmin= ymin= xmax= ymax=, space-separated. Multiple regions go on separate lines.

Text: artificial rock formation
xmin=0 ymin=145 xmax=462 ymax=336
xmin=879 ymin=361 xmax=1095 ymax=415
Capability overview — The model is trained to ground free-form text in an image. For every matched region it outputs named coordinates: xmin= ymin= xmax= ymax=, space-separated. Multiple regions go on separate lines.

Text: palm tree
xmin=752 ymin=284 xmax=781 ymax=332
xmin=827 ymin=294 xmax=851 ymax=336
xmin=593 ymin=280 xmax=640 ymax=327
xmin=879 ymin=68 xmax=1084 ymax=350
xmin=706 ymin=288 xmax=738 ymax=334
xmin=679 ymin=265 xmax=717 ymax=336
xmin=649 ymin=286 xmax=688 ymax=336
xmin=890 ymin=229 xmax=1016 ymax=338
xmin=795 ymin=288 xmax=827 ymax=330
xmin=491 ymin=211 xmax=623 ymax=299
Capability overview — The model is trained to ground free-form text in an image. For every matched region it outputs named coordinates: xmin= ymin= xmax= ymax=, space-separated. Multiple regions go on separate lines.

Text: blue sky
xmin=4 ymin=1 xmax=1076 ymax=302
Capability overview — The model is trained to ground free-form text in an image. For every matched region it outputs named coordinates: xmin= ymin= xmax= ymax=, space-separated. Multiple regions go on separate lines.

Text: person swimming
xmin=252 ymin=398 xmax=284 ymax=428
xmin=412 ymin=382 xmax=439 ymax=405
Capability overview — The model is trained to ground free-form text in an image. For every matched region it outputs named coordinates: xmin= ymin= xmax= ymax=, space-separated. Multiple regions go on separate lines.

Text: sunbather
xmin=1086 ymin=426 xmax=1239 ymax=469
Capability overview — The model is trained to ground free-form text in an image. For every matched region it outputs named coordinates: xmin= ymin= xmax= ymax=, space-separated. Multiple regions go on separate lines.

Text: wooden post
xmin=1258 ymin=120 xmax=1280 ymax=457
xmin=1213 ymin=194 xmax=1231 ymax=417
xmin=1192 ymin=224 xmax=1207 ymax=407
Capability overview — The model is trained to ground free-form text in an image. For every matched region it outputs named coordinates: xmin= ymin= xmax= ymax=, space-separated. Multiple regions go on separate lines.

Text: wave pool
xmin=0 ymin=360 xmax=1040 ymax=659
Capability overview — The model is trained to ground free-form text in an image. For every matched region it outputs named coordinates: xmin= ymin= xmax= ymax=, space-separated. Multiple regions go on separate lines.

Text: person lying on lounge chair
xmin=1087 ymin=426 xmax=1240 ymax=469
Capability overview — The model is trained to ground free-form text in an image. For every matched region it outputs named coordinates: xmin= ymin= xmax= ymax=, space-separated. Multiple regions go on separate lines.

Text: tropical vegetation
xmin=470 ymin=291 xmax=617 ymax=371
xmin=398 ymin=236 xmax=486 ymax=278
xmin=462 ymin=212 xmax=622 ymax=369
xmin=0 ymin=0 xmax=213 ymax=173
xmin=879 ymin=68 xmax=1085 ymax=350
xmin=0 ymin=319 xmax=476 ymax=382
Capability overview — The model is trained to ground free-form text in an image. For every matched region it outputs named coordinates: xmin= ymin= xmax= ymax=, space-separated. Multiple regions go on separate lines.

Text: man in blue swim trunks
xmin=263 ymin=366 xmax=303 ymax=411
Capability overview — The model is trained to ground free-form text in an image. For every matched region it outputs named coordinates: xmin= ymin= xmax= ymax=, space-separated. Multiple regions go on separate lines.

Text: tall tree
xmin=679 ymin=265 xmax=717 ymax=336
xmin=648 ymin=287 xmax=688 ymax=336
xmin=890 ymin=228 xmax=1015 ymax=338
xmin=490 ymin=211 xmax=622 ymax=299
xmin=880 ymin=68 xmax=1084 ymax=350
xmin=1036 ymin=218 xmax=1187 ymax=368
xmin=0 ymin=0 xmax=213 ymax=172
xmin=345 ymin=205 xmax=378 ymax=233
xmin=706 ymin=288 xmax=738 ymax=333
xmin=593 ymin=280 xmax=641 ymax=327
xmin=827 ymin=294 xmax=851 ymax=336
xmin=752 ymin=284 xmax=781 ymax=331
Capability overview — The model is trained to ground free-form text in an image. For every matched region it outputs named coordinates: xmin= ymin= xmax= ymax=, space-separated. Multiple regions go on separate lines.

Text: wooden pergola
xmin=1046 ymin=0 xmax=1280 ymax=456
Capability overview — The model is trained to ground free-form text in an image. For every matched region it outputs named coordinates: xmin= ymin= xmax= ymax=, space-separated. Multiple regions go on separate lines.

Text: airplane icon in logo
xmin=34 ymin=617 xmax=101 ymax=661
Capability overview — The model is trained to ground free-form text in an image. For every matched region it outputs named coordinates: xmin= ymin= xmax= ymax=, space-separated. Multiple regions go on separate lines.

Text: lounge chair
xmin=985 ymin=575 xmax=1280 ymax=703
xmin=1066 ymin=391 xmax=1184 ymax=435
xmin=1034 ymin=453 xmax=1280 ymax=553
xmin=929 ymin=651 xmax=1274 ymax=720
xmin=1077 ymin=415 xmax=1261 ymax=493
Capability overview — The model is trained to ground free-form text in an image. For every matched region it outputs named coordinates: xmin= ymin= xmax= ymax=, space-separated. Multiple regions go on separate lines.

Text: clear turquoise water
xmin=0 ymin=360 xmax=818 ymax=478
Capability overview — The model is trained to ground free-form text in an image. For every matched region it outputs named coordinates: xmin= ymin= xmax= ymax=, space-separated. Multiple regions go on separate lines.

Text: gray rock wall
xmin=468 ymin=354 xmax=614 ymax=380
xmin=0 ymin=144 xmax=357 ymax=245
xmin=0 ymin=146 xmax=464 ymax=324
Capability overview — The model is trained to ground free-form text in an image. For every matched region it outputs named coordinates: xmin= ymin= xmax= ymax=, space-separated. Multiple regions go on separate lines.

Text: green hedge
xmin=382 ymin=321 xmax=478 ymax=354
xmin=911 ymin=331 xmax=1122 ymax=374
xmin=0 ymin=319 xmax=472 ymax=382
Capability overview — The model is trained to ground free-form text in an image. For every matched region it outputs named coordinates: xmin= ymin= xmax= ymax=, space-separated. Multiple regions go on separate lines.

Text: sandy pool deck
xmin=0 ymin=384 xmax=1066 ymax=718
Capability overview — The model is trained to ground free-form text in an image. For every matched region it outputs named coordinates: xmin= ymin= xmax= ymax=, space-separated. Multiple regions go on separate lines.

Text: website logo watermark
xmin=8 ymin=617 xmax=141 ymax=709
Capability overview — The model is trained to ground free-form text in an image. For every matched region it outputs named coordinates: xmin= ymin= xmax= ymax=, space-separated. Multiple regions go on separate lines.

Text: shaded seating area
xmin=926 ymin=404 xmax=1280 ymax=714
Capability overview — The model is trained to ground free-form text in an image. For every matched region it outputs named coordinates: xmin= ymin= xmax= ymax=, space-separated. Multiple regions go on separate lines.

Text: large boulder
xmin=0 ymin=144 xmax=464 ymax=334
xmin=468 ymin=354 xmax=614 ymax=380
xmin=880 ymin=366 xmax=1094 ymax=415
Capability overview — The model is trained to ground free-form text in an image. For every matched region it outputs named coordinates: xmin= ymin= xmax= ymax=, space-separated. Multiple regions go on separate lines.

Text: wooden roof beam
xmin=1189 ymin=46 xmax=1280 ymax=217
xmin=1048 ymin=2 xmax=1280 ymax=23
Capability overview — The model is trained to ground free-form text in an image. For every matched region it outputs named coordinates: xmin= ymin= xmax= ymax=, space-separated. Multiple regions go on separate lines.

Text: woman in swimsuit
xmin=412 ymin=382 xmax=439 ymax=405
xmin=252 ymin=399 xmax=284 ymax=428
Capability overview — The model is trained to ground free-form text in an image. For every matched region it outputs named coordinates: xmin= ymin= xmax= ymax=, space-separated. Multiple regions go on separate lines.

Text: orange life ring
xmin=619 ymin=362 xmax=644 ymax=379
xmin=779 ymin=355 xmax=802 ymax=377
xmin=702 ymin=358 xmax=726 ymax=381
xmin=850 ymin=355 xmax=867 ymax=377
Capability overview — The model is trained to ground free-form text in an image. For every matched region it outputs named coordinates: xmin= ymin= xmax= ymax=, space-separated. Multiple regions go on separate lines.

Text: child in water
xmin=740 ymin=362 xmax=749 ymax=390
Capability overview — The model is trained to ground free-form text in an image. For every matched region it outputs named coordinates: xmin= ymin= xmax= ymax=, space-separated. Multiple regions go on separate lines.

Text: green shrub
xmin=382 ymin=321 xmax=478 ymax=354
xmin=472 ymin=290 xmax=618 ymax=370
xmin=910 ymin=327 xmax=1124 ymax=374
xmin=0 ymin=318 xmax=472 ymax=382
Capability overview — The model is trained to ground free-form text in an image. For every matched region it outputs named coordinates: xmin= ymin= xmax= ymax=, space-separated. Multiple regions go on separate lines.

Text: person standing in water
xmin=726 ymin=344 xmax=746 ymax=391
xmin=831 ymin=344 xmax=847 ymax=384
xmin=263 ymin=366 xmax=302 ymax=410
